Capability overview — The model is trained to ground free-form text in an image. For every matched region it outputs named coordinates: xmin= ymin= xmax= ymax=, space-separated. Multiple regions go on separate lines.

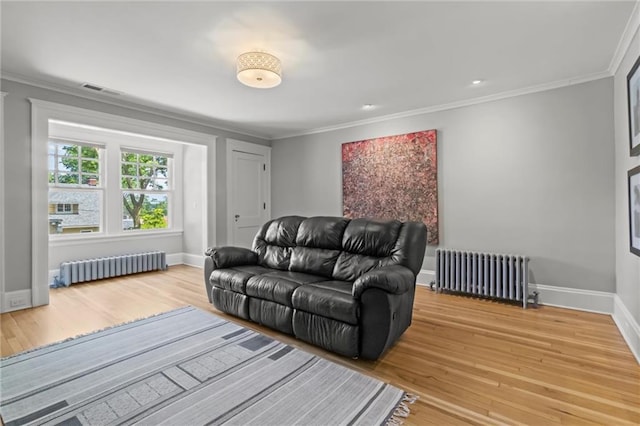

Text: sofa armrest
xmin=205 ymin=246 xmax=258 ymax=269
xmin=352 ymin=265 xmax=415 ymax=299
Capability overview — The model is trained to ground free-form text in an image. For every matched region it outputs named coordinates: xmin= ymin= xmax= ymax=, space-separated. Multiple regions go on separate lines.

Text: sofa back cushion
xmin=289 ymin=217 xmax=348 ymax=277
xmin=332 ymin=219 xmax=402 ymax=281
xmin=252 ymin=215 xmax=427 ymax=280
xmin=253 ymin=216 xmax=305 ymax=270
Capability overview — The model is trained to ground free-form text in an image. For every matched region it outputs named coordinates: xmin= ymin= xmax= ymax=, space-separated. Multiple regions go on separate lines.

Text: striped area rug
xmin=0 ymin=306 xmax=414 ymax=426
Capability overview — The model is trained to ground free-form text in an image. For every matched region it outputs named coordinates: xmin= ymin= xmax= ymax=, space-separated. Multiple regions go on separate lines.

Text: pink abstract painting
xmin=342 ymin=130 xmax=438 ymax=245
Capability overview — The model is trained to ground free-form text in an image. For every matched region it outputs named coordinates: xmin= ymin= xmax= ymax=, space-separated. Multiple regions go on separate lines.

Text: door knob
xmin=234 ymin=214 xmax=240 ymax=222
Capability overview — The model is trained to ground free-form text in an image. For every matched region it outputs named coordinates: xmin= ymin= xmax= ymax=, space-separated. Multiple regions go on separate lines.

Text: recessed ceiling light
xmin=362 ymin=104 xmax=375 ymax=110
xmin=471 ymin=80 xmax=483 ymax=85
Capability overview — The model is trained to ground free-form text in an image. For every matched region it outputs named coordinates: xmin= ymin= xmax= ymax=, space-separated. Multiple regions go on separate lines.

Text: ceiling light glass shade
xmin=236 ymin=52 xmax=282 ymax=89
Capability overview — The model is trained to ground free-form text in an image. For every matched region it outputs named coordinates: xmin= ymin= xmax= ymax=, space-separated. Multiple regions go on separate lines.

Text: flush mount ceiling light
xmin=236 ymin=51 xmax=282 ymax=89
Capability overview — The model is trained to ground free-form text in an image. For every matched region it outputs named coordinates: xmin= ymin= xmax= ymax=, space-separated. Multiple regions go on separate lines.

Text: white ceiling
xmin=1 ymin=1 xmax=637 ymax=140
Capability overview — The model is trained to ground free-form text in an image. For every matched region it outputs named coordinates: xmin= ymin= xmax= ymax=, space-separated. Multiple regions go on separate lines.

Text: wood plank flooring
xmin=1 ymin=265 xmax=638 ymax=425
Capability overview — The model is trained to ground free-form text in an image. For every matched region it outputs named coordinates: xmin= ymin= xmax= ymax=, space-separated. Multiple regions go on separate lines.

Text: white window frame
xmin=48 ymin=139 xmax=104 ymax=235
xmin=120 ymin=148 xmax=174 ymax=232
xmin=31 ymin=99 xmax=216 ymax=308
xmin=47 ymin=120 xmax=184 ymax=240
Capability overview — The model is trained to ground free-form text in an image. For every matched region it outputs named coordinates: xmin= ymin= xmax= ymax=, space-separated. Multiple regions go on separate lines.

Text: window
xmin=45 ymin=120 xmax=184 ymax=239
xmin=120 ymin=150 xmax=172 ymax=231
xmin=50 ymin=203 xmax=79 ymax=214
xmin=48 ymin=140 xmax=103 ymax=234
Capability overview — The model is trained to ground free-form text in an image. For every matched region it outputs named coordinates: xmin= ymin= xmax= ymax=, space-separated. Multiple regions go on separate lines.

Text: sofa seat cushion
xmin=292 ymin=280 xmax=359 ymax=325
xmin=209 ymin=265 xmax=272 ymax=293
xmin=246 ymin=271 xmax=325 ymax=306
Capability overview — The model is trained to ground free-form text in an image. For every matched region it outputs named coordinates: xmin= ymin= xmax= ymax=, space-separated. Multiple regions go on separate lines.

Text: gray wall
xmin=1 ymin=79 xmax=269 ymax=293
xmin=271 ymin=79 xmax=615 ymax=292
xmin=614 ymin=29 xmax=640 ymax=323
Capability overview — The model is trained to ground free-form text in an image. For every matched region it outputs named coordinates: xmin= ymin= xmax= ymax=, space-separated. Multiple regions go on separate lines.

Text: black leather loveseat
xmin=204 ymin=216 xmax=427 ymax=359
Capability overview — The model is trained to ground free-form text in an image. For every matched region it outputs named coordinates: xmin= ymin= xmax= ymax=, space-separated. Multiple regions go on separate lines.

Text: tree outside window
xmin=121 ymin=151 xmax=170 ymax=230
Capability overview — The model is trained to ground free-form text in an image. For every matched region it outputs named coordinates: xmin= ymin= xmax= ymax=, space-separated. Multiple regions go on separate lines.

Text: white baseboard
xmin=612 ymin=295 xmax=640 ymax=364
xmin=166 ymin=253 xmax=183 ymax=266
xmin=417 ymin=269 xmax=435 ymax=286
xmin=2 ymin=289 xmax=32 ymax=313
xmin=417 ymin=270 xmax=614 ymax=314
xmin=529 ymin=283 xmax=614 ymax=315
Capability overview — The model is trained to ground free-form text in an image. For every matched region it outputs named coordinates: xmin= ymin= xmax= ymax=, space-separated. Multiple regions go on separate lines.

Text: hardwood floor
xmin=1 ymin=265 xmax=638 ymax=425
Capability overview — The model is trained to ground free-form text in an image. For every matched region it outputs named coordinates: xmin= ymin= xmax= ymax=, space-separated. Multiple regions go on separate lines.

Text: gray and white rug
xmin=0 ymin=306 xmax=414 ymax=426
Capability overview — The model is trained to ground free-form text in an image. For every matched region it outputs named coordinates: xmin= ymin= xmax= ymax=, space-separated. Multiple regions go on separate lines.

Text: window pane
xmin=156 ymin=156 xmax=168 ymax=166
xmin=81 ymin=160 xmax=99 ymax=175
xmin=81 ymin=146 xmax=99 ymax=158
xmin=143 ymin=178 xmax=155 ymax=190
xmin=121 ymin=177 xmax=139 ymax=189
xmin=82 ymin=175 xmax=100 ymax=186
xmin=48 ymin=190 xmax=101 ymax=234
xmin=122 ymin=152 xmax=138 ymax=162
xmin=57 ymin=173 xmax=79 ymax=184
xmin=140 ymin=165 xmax=154 ymax=177
xmin=122 ymin=192 xmax=168 ymax=231
xmin=121 ymin=163 xmax=137 ymax=176
xmin=155 ymin=167 xmax=168 ymax=178
xmin=153 ymin=179 xmax=169 ymax=190
xmin=48 ymin=156 xmax=56 ymax=170
xmin=48 ymin=172 xmax=55 ymax=184
xmin=139 ymin=154 xmax=154 ymax=163
xmin=48 ymin=143 xmax=56 ymax=155
xmin=58 ymin=156 xmax=77 ymax=172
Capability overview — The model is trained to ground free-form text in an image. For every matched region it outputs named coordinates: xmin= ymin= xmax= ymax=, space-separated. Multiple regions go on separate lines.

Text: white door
xmin=228 ymin=140 xmax=270 ymax=248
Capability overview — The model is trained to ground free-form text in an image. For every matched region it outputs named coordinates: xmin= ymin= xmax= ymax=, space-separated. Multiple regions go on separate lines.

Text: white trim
xmin=529 ymin=284 xmax=614 ymax=315
xmin=31 ymin=99 xmax=216 ymax=308
xmin=166 ymin=253 xmax=184 ymax=266
xmin=3 ymin=67 xmax=615 ymax=142
xmin=0 ymin=92 xmax=6 ymax=313
xmin=32 ymin=100 xmax=50 ymax=307
xmin=225 ymin=139 xmax=271 ymax=246
xmin=612 ymin=295 xmax=640 ymax=365
xmin=3 ymin=290 xmax=33 ymax=313
xmin=2 ymin=72 xmax=268 ymax=140
xmin=29 ymin=99 xmax=216 ymax=146
xmin=272 ymin=72 xmax=611 ymax=140
xmin=48 ymin=230 xmax=184 ymax=247
xmin=609 ymin=0 xmax=640 ymax=75
xmin=417 ymin=271 xmax=614 ymax=314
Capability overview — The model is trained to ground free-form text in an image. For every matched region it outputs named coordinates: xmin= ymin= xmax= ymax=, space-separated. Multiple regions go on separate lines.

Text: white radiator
xmin=58 ymin=251 xmax=167 ymax=286
xmin=435 ymin=249 xmax=537 ymax=308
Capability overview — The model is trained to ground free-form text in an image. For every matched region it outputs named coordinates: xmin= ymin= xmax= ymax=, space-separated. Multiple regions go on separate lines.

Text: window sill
xmin=49 ymin=230 xmax=184 ymax=247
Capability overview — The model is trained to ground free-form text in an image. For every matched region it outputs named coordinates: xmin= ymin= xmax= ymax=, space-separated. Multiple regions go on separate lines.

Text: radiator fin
xmin=435 ymin=249 xmax=531 ymax=308
xmin=59 ymin=251 xmax=167 ymax=286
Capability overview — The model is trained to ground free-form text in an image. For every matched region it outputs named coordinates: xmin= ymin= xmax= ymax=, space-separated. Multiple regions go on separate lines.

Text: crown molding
xmin=1 ymin=71 xmax=269 ymax=141
xmin=609 ymin=0 xmax=640 ymax=75
xmin=272 ymin=71 xmax=611 ymax=140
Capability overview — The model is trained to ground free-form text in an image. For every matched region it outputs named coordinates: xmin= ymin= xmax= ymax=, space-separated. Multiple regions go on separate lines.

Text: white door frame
xmin=0 ymin=92 xmax=6 ymax=312
xmin=226 ymin=139 xmax=271 ymax=246
xmin=30 ymin=99 xmax=216 ymax=308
